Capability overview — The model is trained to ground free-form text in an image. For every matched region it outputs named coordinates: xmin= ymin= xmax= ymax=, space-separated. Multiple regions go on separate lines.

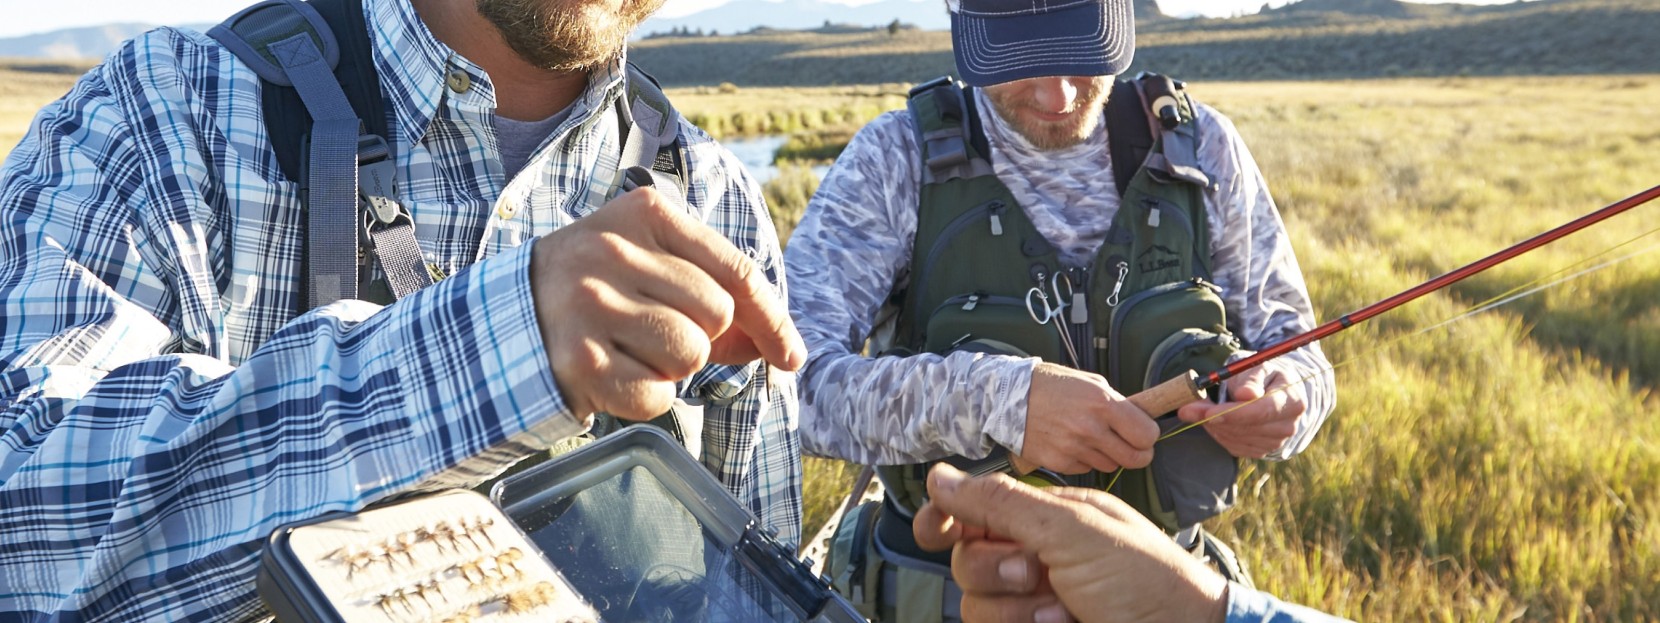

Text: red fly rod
xmin=1128 ymin=183 xmax=1660 ymax=416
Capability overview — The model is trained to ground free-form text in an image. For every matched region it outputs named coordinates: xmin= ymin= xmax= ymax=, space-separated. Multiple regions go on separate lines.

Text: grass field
xmin=0 ymin=62 xmax=83 ymax=156
xmin=4 ymin=63 xmax=1657 ymax=621
xmin=1185 ymin=75 xmax=1660 ymax=621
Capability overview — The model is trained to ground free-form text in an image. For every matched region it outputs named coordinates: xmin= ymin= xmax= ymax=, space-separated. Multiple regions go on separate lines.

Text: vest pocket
xmin=1144 ymin=328 xmax=1239 ymax=403
xmin=922 ymin=293 xmax=1065 ymax=364
xmin=1103 ymin=279 xmax=1231 ymax=396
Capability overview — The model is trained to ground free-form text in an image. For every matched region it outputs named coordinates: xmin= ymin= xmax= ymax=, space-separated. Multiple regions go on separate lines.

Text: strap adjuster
xmin=923 ymin=136 xmax=968 ymax=171
xmin=618 ymin=165 xmax=657 ymax=192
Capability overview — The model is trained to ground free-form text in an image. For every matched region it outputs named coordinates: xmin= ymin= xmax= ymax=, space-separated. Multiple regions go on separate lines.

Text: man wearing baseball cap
xmin=787 ymin=0 xmax=1336 ymax=619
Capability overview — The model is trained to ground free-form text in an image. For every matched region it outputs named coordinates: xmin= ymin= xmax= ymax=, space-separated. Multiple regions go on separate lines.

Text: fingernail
xmin=929 ymin=464 xmax=966 ymax=495
xmin=1034 ymin=604 xmax=1069 ymax=623
xmin=998 ymin=556 xmax=1028 ymax=586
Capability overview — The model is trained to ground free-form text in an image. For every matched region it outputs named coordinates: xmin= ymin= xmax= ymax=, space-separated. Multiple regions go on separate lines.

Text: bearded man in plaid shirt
xmin=0 ymin=0 xmax=806 ymax=619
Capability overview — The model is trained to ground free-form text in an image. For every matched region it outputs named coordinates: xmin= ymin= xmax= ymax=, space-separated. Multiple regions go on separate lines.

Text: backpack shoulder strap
xmin=210 ymin=0 xmax=386 ymax=183
xmin=616 ymin=63 xmax=689 ymax=207
xmin=1106 ymin=72 xmax=1211 ymax=196
xmin=906 ymin=76 xmax=994 ymax=184
xmin=210 ymin=0 xmax=429 ymax=309
xmin=1105 ymin=78 xmax=1153 ymax=198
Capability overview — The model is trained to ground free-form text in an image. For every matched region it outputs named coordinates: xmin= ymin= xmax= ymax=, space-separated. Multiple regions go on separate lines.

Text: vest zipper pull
xmin=962 ymin=294 xmax=981 ymax=311
xmin=1148 ymin=205 xmax=1161 ymax=228
xmin=1106 ymin=261 xmax=1128 ymax=307
xmin=989 ymin=203 xmax=1006 ymax=236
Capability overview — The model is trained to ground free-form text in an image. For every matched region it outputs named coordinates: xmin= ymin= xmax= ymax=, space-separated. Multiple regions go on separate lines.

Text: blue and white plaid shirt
xmin=0 ymin=0 xmax=800 ymax=619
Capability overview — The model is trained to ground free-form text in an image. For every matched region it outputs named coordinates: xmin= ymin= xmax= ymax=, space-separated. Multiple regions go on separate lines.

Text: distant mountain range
xmin=0 ymin=3 xmax=957 ymax=61
xmin=639 ymin=0 xmax=948 ymax=36
xmin=0 ymin=23 xmax=204 ymax=61
xmin=638 ymin=0 xmax=1168 ymax=36
xmin=0 ymin=0 xmax=1551 ymax=61
xmin=0 ymin=0 xmax=1175 ymax=60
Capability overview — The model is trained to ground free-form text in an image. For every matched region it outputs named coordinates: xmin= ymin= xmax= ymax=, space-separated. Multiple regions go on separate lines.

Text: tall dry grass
xmin=1188 ymin=75 xmax=1660 ymax=620
xmin=0 ymin=63 xmax=80 ymax=158
xmin=668 ymin=83 xmax=908 ymax=139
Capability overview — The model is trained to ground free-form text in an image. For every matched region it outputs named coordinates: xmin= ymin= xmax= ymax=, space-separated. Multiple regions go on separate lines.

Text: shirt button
xmin=446 ymin=70 xmax=471 ymax=93
xmin=495 ymin=198 xmax=518 ymax=220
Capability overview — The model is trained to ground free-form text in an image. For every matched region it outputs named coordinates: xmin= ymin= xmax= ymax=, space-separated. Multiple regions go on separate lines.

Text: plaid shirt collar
xmin=366 ymin=0 xmax=628 ymax=164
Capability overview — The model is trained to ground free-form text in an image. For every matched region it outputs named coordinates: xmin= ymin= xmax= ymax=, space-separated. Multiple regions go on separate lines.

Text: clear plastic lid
xmin=492 ymin=427 xmax=845 ymax=622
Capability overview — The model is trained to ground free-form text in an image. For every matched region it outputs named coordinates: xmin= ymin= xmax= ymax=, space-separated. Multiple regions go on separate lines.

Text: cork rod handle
xmin=1008 ymin=370 xmax=1206 ymax=475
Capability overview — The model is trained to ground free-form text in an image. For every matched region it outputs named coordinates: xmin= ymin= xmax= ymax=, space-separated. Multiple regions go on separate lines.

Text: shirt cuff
xmin=982 ymin=356 xmax=1039 ymax=455
xmin=1225 ymin=582 xmax=1351 ymax=623
xmin=388 ymin=241 xmax=586 ymax=466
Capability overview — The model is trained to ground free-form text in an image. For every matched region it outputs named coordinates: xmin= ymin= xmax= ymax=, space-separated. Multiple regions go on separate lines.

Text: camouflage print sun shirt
xmin=785 ymin=88 xmax=1336 ymax=465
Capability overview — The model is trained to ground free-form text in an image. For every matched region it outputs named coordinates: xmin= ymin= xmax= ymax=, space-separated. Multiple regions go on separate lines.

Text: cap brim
xmin=951 ymin=0 xmax=1135 ymax=87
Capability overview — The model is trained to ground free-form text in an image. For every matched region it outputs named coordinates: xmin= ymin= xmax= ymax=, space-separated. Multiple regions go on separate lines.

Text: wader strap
xmin=870 ymin=501 xmax=962 ymax=622
xmin=356 ymin=133 xmax=433 ymax=299
xmin=365 ymin=217 xmax=430 ymax=297
xmin=885 ymin=566 xmax=956 ymax=623
xmin=603 ymin=64 xmax=695 ymax=442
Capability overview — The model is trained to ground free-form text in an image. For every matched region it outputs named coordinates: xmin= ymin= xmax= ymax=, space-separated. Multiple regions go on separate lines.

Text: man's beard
xmin=984 ymin=77 xmax=1110 ymax=150
xmin=476 ymin=0 xmax=665 ymax=72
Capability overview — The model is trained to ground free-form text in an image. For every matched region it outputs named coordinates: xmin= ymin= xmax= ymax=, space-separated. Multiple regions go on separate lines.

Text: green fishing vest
xmin=879 ymin=75 xmax=1242 ymax=534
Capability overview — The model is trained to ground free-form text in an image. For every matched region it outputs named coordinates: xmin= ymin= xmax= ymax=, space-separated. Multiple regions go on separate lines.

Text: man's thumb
xmin=926 ymin=464 xmax=1072 ymax=550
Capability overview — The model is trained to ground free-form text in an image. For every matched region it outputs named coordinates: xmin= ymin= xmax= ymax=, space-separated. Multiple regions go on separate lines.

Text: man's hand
xmin=1019 ymin=363 xmax=1159 ymax=474
xmin=912 ymin=464 xmax=1228 ymax=623
xmin=1175 ymin=363 xmax=1304 ymax=459
xmin=529 ymin=187 xmax=806 ymax=421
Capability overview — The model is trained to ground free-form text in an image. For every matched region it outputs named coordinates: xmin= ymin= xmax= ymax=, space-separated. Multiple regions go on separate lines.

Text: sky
xmin=0 ymin=0 xmax=1538 ymax=38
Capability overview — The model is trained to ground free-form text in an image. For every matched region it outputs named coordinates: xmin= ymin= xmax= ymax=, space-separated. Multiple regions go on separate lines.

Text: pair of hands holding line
xmin=913 ymin=464 xmax=1229 ymax=623
xmin=528 ymin=187 xmax=807 ymax=421
xmin=1019 ymin=360 xmax=1307 ymax=474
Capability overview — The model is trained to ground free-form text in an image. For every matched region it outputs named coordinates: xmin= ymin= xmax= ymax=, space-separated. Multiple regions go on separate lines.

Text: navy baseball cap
xmin=948 ymin=0 xmax=1136 ymax=87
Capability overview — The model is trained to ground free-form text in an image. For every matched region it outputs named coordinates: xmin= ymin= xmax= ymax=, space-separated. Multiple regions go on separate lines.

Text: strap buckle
xmin=357 ymin=134 xmax=411 ymax=243
xmin=361 ymin=199 xmax=411 ymax=235
xmin=356 ymin=134 xmax=401 ymax=225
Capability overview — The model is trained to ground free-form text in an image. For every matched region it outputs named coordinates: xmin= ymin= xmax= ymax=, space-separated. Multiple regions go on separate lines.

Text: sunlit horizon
xmin=0 ymin=0 xmax=1546 ymax=39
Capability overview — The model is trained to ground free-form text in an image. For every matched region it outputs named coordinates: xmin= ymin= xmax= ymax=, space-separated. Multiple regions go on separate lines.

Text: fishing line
xmin=1155 ymin=220 xmax=1660 ymax=444
xmin=1422 ymin=226 xmax=1660 ymax=334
